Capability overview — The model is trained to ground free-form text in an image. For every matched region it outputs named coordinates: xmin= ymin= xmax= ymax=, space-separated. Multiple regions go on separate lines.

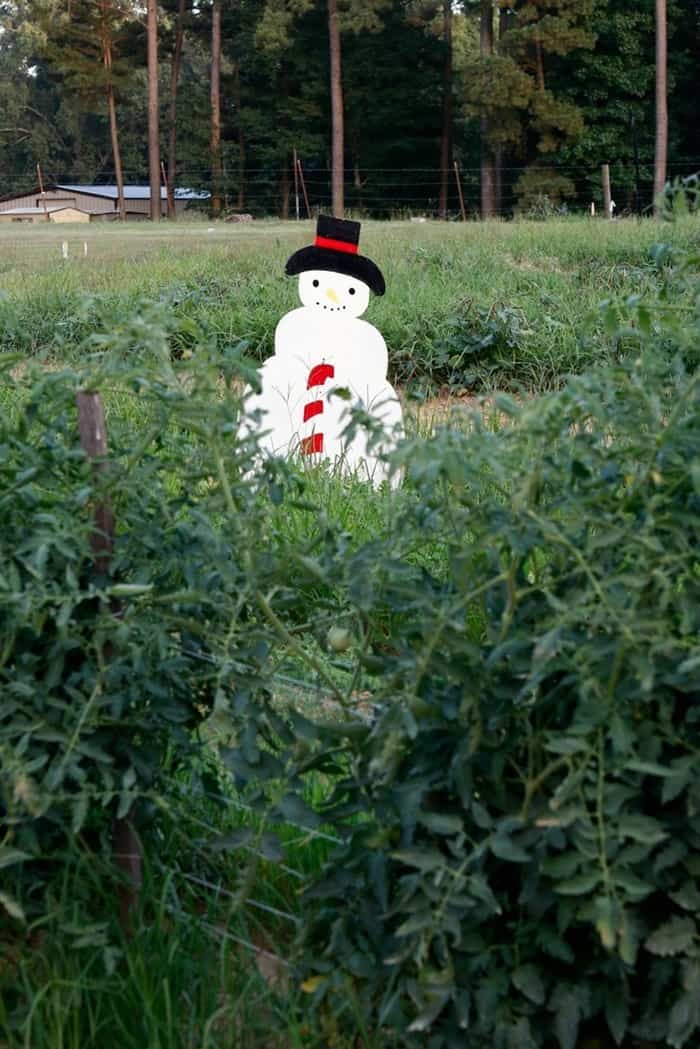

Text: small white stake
xmin=84 ymin=241 xmax=88 ymax=257
xmin=590 ymin=202 xmax=596 ymax=217
xmin=62 ymin=241 xmax=69 ymax=260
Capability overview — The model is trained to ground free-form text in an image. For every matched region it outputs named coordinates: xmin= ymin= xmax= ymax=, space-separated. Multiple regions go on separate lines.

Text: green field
xmin=1 ymin=216 xmax=698 ymax=391
xmin=1 ymin=217 xmax=699 ymax=1049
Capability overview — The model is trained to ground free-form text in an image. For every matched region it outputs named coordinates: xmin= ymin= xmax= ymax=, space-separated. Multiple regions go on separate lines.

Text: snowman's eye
xmin=312 ymin=279 xmax=320 ymax=288
xmin=349 ymin=288 xmax=356 ymax=296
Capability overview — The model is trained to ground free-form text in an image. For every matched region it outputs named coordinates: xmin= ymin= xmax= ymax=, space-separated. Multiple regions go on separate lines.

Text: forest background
xmin=0 ymin=0 xmax=699 ymax=219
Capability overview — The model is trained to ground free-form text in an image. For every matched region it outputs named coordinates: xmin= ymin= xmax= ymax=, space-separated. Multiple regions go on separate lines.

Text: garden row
xmin=0 ymin=217 xmax=698 ymax=392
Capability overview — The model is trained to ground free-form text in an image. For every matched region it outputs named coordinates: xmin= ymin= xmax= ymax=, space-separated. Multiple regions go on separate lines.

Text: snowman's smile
xmin=298 ymin=269 xmax=370 ymax=318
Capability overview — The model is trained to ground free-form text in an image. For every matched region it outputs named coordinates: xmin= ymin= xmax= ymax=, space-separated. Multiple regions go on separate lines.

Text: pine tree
xmin=147 ymin=0 xmax=161 ymax=220
xmin=438 ymin=0 xmax=453 ymax=219
xmin=259 ymin=0 xmax=389 ymax=217
xmin=34 ymin=0 xmax=137 ymax=215
xmin=165 ymin=0 xmax=187 ymax=218
xmin=210 ymin=0 xmax=223 ymax=215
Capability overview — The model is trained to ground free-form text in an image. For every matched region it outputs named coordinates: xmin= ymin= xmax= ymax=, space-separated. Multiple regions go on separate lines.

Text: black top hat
xmin=285 ymin=215 xmax=386 ymax=296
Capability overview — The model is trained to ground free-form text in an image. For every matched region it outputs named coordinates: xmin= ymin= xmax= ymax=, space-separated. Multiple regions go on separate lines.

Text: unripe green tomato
xmin=327 ymin=626 xmax=352 ymax=653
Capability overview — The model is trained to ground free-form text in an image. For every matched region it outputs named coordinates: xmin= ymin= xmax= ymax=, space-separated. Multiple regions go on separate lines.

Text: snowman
xmin=241 ymin=216 xmax=403 ymax=487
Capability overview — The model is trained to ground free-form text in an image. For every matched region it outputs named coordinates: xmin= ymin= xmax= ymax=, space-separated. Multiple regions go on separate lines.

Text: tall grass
xmin=1 ymin=217 xmax=697 ymax=390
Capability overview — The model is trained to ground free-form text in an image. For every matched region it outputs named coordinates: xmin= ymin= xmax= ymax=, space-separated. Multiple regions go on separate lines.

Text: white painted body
xmin=242 ymin=270 xmax=403 ymax=487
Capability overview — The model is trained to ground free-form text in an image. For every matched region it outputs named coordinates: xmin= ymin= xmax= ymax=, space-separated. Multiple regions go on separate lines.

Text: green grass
xmin=1 ymin=216 xmax=698 ymax=390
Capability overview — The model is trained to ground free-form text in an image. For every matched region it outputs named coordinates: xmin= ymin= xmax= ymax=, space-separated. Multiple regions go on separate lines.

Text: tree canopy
xmin=0 ymin=0 xmax=698 ymax=216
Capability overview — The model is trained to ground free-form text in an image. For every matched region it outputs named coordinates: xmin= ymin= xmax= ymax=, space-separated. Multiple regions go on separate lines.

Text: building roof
xmin=55 ymin=184 xmax=210 ymax=201
xmin=0 ymin=205 xmax=88 ymax=215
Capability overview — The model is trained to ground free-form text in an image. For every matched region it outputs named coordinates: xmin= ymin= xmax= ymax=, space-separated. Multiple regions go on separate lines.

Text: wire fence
xmin=2 ymin=160 xmax=700 ymax=220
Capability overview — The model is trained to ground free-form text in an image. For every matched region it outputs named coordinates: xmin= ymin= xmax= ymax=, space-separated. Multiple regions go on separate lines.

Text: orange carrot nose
xmin=326 ymin=288 xmax=339 ymax=305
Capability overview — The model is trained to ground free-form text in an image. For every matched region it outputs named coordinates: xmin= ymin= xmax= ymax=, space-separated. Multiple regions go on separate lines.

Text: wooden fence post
xmin=77 ymin=391 xmax=142 ymax=932
xmin=297 ymin=158 xmax=312 ymax=219
xmin=453 ymin=161 xmax=467 ymax=222
xmin=601 ymin=164 xmax=612 ymax=220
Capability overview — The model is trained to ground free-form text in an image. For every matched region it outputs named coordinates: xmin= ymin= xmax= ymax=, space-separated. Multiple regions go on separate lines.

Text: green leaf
xmin=617 ymin=814 xmax=667 ymax=845
xmin=613 ymin=870 xmax=654 ymax=901
xmin=211 ymin=829 xmax=255 ymax=852
xmin=71 ymin=792 xmax=88 ymax=834
xmin=392 ymin=848 xmax=446 ymax=872
xmin=668 ymin=993 xmax=700 ymax=1049
xmin=417 ymin=811 xmax=463 ymax=835
xmin=512 ymin=964 xmax=546 ymax=1005
xmin=605 ymin=988 xmax=629 ymax=1045
xmin=0 ymin=847 xmax=30 ymax=870
xmin=594 ymin=895 xmax=618 ymax=950
xmin=542 ymin=852 xmax=580 ymax=879
xmin=258 ymin=832 xmax=284 ymax=863
xmin=554 ymin=870 xmax=600 ymax=896
xmin=491 ymin=836 xmax=530 ymax=863
xmin=107 ymin=583 xmax=154 ymax=597
xmin=626 ymin=759 xmax=674 ymax=777
xmin=0 ymin=892 xmax=25 ymax=922
xmin=645 ymin=917 xmax=696 ymax=957
xmin=277 ymin=793 xmax=322 ymax=829
xmin=395 ymin=910 xmax=433 ymax=938
xmin=552 ymin=989 xmax=581 ymax=1049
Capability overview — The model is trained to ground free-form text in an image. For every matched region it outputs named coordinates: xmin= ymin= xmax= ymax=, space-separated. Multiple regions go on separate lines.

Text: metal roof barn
xmin=0 ymin=205 xmax=91 ymax=224
xmin=0 ymin=184 xmax=210 ymax=220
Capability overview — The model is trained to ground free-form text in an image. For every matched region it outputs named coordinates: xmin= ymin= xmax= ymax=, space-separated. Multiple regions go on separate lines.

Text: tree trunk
xmin=327 ymin=0 xmax=344 ymax=217
xmin=166 ymin=0 xmax=186 ymax=219
xmin=495 ymin=6 xmax=510 ymax=216
xmin=233 ymin=62 xmax=245 ymax=210
xmin=210 ymin=0 xmax=223 ymax=217
xmin=438 ymin=0 xmax=453 ymax=220
xmin=101 ymin=22 xmax=126 ymax=221
xmin=107 ymin=85 xmax=126 ymax=222
xmin=147 ymin=0 xmax=160 ymax=221
xmin=654 ymin=0 xmax=668 ymax=215
xmin=480 ymin=0 xmax=496 ymax=219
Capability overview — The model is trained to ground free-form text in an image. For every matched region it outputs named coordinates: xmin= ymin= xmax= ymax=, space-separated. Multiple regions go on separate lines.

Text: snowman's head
xmin=298 ymin=270 xmax=370 ymax=319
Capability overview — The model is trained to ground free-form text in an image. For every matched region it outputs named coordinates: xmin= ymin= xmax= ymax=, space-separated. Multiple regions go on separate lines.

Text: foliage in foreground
xmin=273 ymin=355 xmax=699 ymax=1049
xmin=1 ymin=239 xmax=699 ymax=1047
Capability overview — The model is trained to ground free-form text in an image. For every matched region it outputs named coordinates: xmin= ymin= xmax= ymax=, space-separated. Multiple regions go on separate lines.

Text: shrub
xmin=0 ymin=327 xmax=290 ymax=925
xmin=278 ymin=351 xmax=700 ymax=1048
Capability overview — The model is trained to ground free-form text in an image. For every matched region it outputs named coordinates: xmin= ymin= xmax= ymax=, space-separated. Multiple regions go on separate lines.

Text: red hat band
xmin=314 ymin=235 xmax=358 ymax=255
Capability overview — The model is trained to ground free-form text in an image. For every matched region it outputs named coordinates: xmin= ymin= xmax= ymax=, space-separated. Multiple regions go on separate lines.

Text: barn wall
xmin=0 ymin=191 xmax=115 ymax=214
xmin=0 ymin=212 xmax=42 ymax=223
xmin=50 ymin=208 xmax=90 ymax=223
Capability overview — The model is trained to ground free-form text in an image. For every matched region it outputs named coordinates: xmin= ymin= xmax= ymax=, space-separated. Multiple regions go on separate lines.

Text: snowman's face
xmin=298 ymin=270 xmax=370 ymax=318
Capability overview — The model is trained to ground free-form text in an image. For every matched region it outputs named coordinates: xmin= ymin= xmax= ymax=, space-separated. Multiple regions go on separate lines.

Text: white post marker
xmin=241 ymin=215 xmax=403 ymax=488
xmin=84 ymin=241 xmax=88 ymax=257
xmin=590 ymin=202 xmax=596 ymax=217
xmin=61 ymin=241 xmax=69 ymax=260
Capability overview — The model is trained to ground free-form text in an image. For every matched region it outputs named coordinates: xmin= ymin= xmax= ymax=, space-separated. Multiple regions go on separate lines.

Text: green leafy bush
xmin=0 ymin=329 xmax=290 ymax=924
xmin=275 ymin=351 xmax=700 ymax=1048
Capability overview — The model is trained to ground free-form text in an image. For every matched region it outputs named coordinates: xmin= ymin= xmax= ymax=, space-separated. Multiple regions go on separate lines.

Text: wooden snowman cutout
xmin=242 ymin=216 xmax=403 ymax=486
